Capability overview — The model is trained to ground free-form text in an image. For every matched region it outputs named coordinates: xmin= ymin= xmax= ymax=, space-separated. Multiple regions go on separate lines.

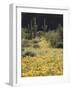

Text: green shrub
xmin=22 ymin=28 xmax=32 ymax=39
xmin=22 ymin=51 xmax=36 ymax=57
xmin=33 ymin=40 xmax=39 ymax=43
xmin=33 ymin=44 xmax=40 ymax=48
xmin=45 ymin=26 xmax=63 ymax=48
xmin=21 ymin=39 xmax=31 ymax=48
xmin=32 ymin=38 xmax=40 ymax=43
xmin=56 ymin=42 xmax=63 ymax=48
xmin=37 ymin=31 xmax=45 ymax=37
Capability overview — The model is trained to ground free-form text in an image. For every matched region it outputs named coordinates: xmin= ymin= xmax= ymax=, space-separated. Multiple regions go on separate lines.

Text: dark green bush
xmin=56 ymin=42 xmax=63 ymax=48
xmin=37 ymin=31 xmax=45 ymax=37
xmin=33 ymin=44 xmax=40 ymax=48
xmin=22 ymin=51 xmax=36 ymax=57
xmin=32 ymin=38 xmax=40 ymax=43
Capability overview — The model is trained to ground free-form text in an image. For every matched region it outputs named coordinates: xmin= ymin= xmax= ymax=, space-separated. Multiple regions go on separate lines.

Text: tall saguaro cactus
xmin=30 ymin=19 xmax=33 ymax=31
xmin=30 ymin=20 xmax=33 ymax=39
xmin=43 ymin=18 xmax=48 ymax=32
xmin=33 ymin=16 xmax=38 ymax=38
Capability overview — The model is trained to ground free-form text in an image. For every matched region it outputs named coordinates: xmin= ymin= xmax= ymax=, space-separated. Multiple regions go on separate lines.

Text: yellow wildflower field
xmin=21 ymin=38 xmax=63 ymax=77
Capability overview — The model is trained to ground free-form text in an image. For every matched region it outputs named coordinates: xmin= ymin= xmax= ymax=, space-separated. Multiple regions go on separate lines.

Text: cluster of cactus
xmin=27 ymin=16 xmax=48 ymax=39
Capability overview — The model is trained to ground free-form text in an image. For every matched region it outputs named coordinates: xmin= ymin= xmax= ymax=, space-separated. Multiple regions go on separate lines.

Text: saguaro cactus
xmin=33 ymin=16 xmax=38 ymax=38
xmin=30 ymin=20 xmax=33 ymax=39
xmin=43 ymin=18 xmax=48 ymax=32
